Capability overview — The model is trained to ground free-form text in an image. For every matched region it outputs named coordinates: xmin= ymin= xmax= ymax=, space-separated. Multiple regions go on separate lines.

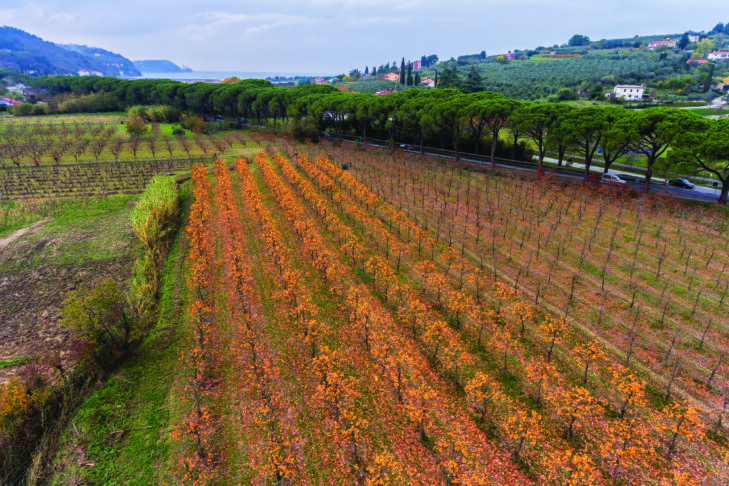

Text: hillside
xmin=60 ymin=44 xmax=139 ymax=76
xmin=133 ymin=59 xmax=191 ymax=73
xmin=0 ymin=26 xmax=139 ymax=76
xmin=342 ymin=23 xmax=729 ymax=102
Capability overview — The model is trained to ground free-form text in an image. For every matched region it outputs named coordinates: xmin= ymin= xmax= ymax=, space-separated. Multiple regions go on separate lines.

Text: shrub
xmin=31 ymin=104 xmax=47 ymax=116
xmin=182 ymin=114 xmax=205 ymax=133
xmin=203 ymin=121 xmax=226 ymax=135
xmin=147 ymin=105 xmax=181 ymax=123
xmin=288 ymin=119 xmax=320 ymax=143
xmin=59 ymin=93 xmax=121 ymax=113
xmin=126 ymin=115 xmax=148 ymax=136
xmin=10 ymin=103 xmax=33 ymax=116
xmin=172 ymin=126 xmax=186 ymax=136
xmin=127 ymin=105 xmax=150 ymax=120
xmin=60 ymin=278 xmax=137 ymax=373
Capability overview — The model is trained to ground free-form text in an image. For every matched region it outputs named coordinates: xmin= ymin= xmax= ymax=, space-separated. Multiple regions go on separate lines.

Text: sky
xmin=1 ymin=0 xmax=726 ymax=75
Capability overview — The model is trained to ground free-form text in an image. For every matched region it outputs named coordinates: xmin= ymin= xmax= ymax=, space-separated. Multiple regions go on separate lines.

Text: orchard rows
xmin=0 ymin=121 xmax=245 ymax=167
xmin=176 ymin=148 xmax=729 ymax=484
xmin=0 ymin=157 xmax=208 ymax=197
xmin=316 ymin=145 xmax=729 ymax=412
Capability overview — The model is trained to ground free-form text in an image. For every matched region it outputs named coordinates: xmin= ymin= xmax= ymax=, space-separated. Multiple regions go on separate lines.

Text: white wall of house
xmin=708 ymin=52 xmax=729 ymax=61
xmin=613 ymin=85 xmax=644 ymax=100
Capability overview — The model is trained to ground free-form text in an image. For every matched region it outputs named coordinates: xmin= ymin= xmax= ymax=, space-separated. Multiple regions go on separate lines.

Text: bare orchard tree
xmin=129 ymin=136 xmax=141 ymax=160
xmin=147 ymin=137 xmax=157 ymax=160
xmin=109 ymin=137 xmax=124 ymax=162
xmin=164 ymin=137 xmax=174 ymax=157
xmin=177 ymin=135 xmax=192 ymax=159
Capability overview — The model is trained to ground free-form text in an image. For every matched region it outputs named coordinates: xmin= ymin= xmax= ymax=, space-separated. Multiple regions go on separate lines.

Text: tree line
xmin=27 ymin=75 xmax=729 ymax=202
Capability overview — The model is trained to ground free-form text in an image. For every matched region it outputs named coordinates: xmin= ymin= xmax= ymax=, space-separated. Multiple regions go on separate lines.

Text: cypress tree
xmin=400 ymin=57 xmax=406 ymax=85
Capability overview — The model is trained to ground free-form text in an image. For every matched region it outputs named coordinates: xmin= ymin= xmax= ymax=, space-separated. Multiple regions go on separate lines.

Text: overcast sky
xmin=1 ymin=0 xmax=726 ymax=74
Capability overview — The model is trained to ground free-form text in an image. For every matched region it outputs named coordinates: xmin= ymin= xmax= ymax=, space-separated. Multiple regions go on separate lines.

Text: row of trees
xmin=26 ymin=75 xmax=729 ymax=202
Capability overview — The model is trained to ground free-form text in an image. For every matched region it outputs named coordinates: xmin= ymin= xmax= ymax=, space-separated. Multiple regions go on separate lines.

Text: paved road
xmin=546 ymin=156 xmax=724 ymax=203
xmin=328 ymin=134 xmax=725 ymax=205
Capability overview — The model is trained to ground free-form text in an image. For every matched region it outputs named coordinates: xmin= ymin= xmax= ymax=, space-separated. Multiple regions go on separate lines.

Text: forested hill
xmin=0 ymin=26 xmax=140 ymax=76
xmin=133 ymin=59 xmax=191 ymax=73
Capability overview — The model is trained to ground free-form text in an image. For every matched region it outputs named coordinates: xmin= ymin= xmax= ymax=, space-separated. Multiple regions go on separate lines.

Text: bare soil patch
xmin=0 ymin=218 xmax=52 ymax=251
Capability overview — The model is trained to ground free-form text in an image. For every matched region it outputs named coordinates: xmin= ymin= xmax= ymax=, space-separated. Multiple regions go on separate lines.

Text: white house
xmin=648 ymin=39 xmax=676 ymax=50
xmin=6 ymin=83 xmax=26 ymax=94
xmin=611 ymin=85 xmax=644 ymax=100
xmin=708 ymin=51 xmax=729 ymax=62
xmin=688 ymin=34 xmax=700 ymax=43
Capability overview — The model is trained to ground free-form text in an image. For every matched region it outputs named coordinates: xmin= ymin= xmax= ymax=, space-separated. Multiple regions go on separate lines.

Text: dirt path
xmin=0 ymin=219 xmax=53 ymax=251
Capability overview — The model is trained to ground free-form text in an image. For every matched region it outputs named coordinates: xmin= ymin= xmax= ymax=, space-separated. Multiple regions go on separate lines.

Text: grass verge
xmin=43 ymin=182 xmax=190 ymax=485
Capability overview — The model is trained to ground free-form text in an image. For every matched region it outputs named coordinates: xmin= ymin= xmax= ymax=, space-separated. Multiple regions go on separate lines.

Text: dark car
xmin=321 ymin=131 xmax=334 ymax=139
xmin=669 ymin=178 xmax=695 ymax=189
xmin=400 ymin=144 xmax=414 ymax=150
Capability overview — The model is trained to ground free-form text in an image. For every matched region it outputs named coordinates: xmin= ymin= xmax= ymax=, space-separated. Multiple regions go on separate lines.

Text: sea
xmin=127 ymin=71 xmax=332 ymax=83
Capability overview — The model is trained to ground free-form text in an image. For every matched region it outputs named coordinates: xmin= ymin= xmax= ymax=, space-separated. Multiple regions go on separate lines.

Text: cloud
xmin=181 ymin=11 xmax=321 ymax=40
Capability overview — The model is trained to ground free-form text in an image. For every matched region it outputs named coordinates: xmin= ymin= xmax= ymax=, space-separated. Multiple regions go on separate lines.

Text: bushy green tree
xmin=672 ymin=118 xmax=729 ymax=202
xmin=630 ymin=108 xmax=705 ymax=192
xmin=461 ymin=67 xmax=484 ymax=94
xmin=10 ymin=103 xmax=33 ymax=116
xmin=568 ymin=34 xmax=590 ymax=47
xmin=125 ymin=114 xmax=148 ymax=136
xmin=61 ymin=278 xmax=136 ymax=372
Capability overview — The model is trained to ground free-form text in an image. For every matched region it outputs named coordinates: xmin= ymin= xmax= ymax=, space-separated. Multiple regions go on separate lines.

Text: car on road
xmin=669 ymin=178 xmax=695 ymax=189
xmin=601 ymin=173 xmax=626 ymax=184
xmin=400 ymin=144 xmax=414 ymax=150
xmin=321 ymin=131 xmax=335 ymax=139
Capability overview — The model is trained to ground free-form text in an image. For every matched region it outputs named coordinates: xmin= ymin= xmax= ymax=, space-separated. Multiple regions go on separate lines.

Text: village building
xmin=708 ymin=51 xmax=729 ymax=62
xmin=648 ymin=39 xmax=676 ymax=50
xmin=0 ymin=97 xmax=21 ymax=106
xmin=610 ymin=85 xmax=644 ymax=100
xmin=420 ymin=77 xmax=435 ymax=88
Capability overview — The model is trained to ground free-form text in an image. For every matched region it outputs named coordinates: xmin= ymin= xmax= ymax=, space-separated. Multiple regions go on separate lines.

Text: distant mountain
xmin=60 ymin=44 xmax=139 ymax=76
xmin=0 ymin=26 xmax=140 ymax=76
xmin=133 ymin=59 xmax=192 ymax=73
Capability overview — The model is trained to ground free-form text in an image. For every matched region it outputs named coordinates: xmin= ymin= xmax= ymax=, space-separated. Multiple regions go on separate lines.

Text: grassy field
xmin=31 ymin=136 xmax=729 ymax=484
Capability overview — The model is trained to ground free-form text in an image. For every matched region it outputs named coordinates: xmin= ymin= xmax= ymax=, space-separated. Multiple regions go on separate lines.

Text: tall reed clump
xmin=129 ymin=175 xmax=180 ymax=326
